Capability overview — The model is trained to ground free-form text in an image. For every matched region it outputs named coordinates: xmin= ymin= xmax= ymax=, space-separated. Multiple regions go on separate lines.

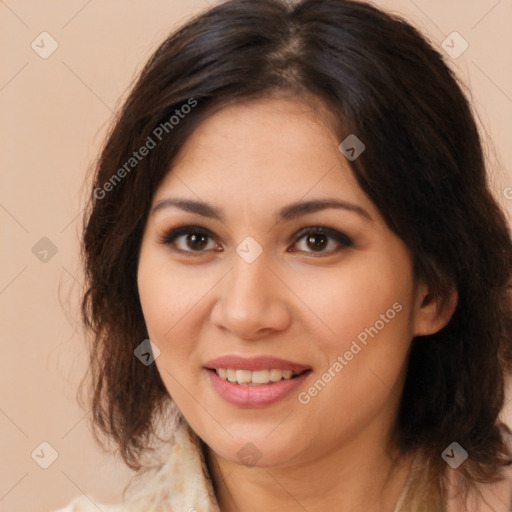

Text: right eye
xmin=158 ymin=225 xmax=222 ymax=254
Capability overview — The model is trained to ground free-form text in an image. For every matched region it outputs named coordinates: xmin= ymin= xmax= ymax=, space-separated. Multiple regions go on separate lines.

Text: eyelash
xmin=158 ymin=225 xmax=354 ymax=257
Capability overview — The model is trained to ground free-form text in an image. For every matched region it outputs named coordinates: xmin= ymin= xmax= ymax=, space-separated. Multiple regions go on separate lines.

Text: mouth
xmin=206 ymin=367 xmax=310 ymax=386
xmin=203 ymin=355 xmax=312 ymax=406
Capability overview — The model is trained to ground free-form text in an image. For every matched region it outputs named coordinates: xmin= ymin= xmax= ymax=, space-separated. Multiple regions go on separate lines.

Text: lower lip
xmin=206 ymin=369 xmax=311 ymax=407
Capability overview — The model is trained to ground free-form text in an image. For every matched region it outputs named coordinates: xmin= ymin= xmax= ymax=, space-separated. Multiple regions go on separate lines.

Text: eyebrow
xmin=151 ymin=197 xmax=373 ymax=223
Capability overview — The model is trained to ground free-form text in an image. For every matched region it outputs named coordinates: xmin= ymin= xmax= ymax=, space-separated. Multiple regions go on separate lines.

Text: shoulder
xmin=52 ymin=495 xmax=124 ymax=512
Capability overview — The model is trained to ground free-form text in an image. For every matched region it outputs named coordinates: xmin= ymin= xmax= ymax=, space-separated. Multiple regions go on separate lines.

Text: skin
xmin=137 ymin=96 xmax=457 ymax=511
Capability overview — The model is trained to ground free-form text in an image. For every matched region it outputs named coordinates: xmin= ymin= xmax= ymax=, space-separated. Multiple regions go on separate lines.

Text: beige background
xmin=1 ymin=1 xmax=511 ymax=511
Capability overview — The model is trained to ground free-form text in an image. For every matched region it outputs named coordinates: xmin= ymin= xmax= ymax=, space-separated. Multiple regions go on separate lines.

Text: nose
xmin=210 ymin=252 xmax=292 ymax=340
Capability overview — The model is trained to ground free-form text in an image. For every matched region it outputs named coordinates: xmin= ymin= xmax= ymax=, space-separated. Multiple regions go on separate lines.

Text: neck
xmin=205 ymin=431 xmax=415 ymax=512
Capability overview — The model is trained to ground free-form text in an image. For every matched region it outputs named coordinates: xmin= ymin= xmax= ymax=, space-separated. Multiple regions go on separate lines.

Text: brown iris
xmin=307 ymin=233 xmax=328 ymax=251
xmin=187 ymin=233 xmax=209 ymax=250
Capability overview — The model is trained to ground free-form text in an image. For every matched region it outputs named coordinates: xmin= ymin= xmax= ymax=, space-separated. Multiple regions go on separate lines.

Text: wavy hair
xmin=80 ymin=0 xmax=512 ymax=506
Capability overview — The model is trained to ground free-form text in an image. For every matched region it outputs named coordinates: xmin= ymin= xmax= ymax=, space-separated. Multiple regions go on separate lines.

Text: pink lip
xmin=206 ymin=368 xmax=311 ymax=407
xmin=203 ymin=355 xmax=311 ymax=373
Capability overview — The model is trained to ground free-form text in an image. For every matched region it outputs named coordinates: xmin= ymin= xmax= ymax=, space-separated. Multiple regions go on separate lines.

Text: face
xmin=137 ymin=96 xmax=428 ymax=469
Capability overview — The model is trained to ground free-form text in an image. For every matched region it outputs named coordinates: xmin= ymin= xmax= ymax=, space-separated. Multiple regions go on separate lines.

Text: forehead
xmin=152 ymin=97 xmax=375 ymax=218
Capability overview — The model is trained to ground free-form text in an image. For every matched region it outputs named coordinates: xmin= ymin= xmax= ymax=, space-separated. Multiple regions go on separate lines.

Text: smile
xmin=213 ymin=368 xmax=303 ymax=385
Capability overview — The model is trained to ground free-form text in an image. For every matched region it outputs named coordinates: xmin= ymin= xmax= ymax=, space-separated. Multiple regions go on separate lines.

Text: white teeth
xmin=252 ymin=370 xmax=270 ymax=383
xmin=214 ymin=368 xmax=299 ymax=385
xmin=270 ymin=369 xmax=292 ymax=381
xmin=235 ymin=369 xmax=252 ymax=384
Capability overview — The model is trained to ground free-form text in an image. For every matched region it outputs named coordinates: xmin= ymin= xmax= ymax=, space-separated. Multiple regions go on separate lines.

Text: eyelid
xmin=159 ymin=225 xmax=201 ymax=243
xmin=290 ymin=225 xmax=354 ymax=253
xmin=158 ymin=225 xmax=221 ymax=252
xmin=298 ymin=226 xmax=352 ymax=242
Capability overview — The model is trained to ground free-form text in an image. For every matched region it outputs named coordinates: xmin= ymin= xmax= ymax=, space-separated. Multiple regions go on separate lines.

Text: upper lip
xmin=204 ymin=355 xmax=311 ymax=373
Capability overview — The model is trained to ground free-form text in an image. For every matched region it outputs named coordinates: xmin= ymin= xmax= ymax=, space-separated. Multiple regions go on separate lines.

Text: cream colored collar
xmin=124 ymin=420 xmax=220 ymax=512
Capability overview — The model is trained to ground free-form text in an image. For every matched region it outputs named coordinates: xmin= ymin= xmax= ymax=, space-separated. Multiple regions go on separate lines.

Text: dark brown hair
xmin=80 ymin=0 xmax=512 ymax=503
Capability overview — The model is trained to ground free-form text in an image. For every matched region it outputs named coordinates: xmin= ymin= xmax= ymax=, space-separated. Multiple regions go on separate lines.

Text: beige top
xmin=53 ymin=420 xmax=512 ymax=512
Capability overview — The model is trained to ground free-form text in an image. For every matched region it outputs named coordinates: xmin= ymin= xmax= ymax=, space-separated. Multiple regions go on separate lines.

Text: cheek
xmin=138 ymin=238 xmax=207 ymax=326
xmin=137 ymin=247 xmax=201 ymax=356
xmin=296 ymin=252 xmax=414 ymax=423
xmin=293 ymin=249 xmax=414 ymax=408
xmin=137 ymin=254 xmax=210 ymax=410
xmin=291 ymin=248 xmax=413 ymax=353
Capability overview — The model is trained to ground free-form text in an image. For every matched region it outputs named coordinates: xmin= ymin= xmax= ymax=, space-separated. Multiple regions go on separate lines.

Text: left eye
xmin=159 ymin=226 xmax=220 ymax=253
xmin=291 ymin=227 xmax=353 ymax=254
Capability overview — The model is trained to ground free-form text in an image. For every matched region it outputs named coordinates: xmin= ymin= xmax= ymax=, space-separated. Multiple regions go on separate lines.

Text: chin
xmin=210 ymin=431 xmax=304 ymax=468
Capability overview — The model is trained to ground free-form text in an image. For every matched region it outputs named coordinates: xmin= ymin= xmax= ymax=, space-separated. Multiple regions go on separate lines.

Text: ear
xmin=412 ymin=280 xmax=458 ymax=337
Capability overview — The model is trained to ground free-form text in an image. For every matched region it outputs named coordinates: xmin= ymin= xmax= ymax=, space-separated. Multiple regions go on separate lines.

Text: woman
xmin=57 ymin=0 xmax=512 ymax=510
